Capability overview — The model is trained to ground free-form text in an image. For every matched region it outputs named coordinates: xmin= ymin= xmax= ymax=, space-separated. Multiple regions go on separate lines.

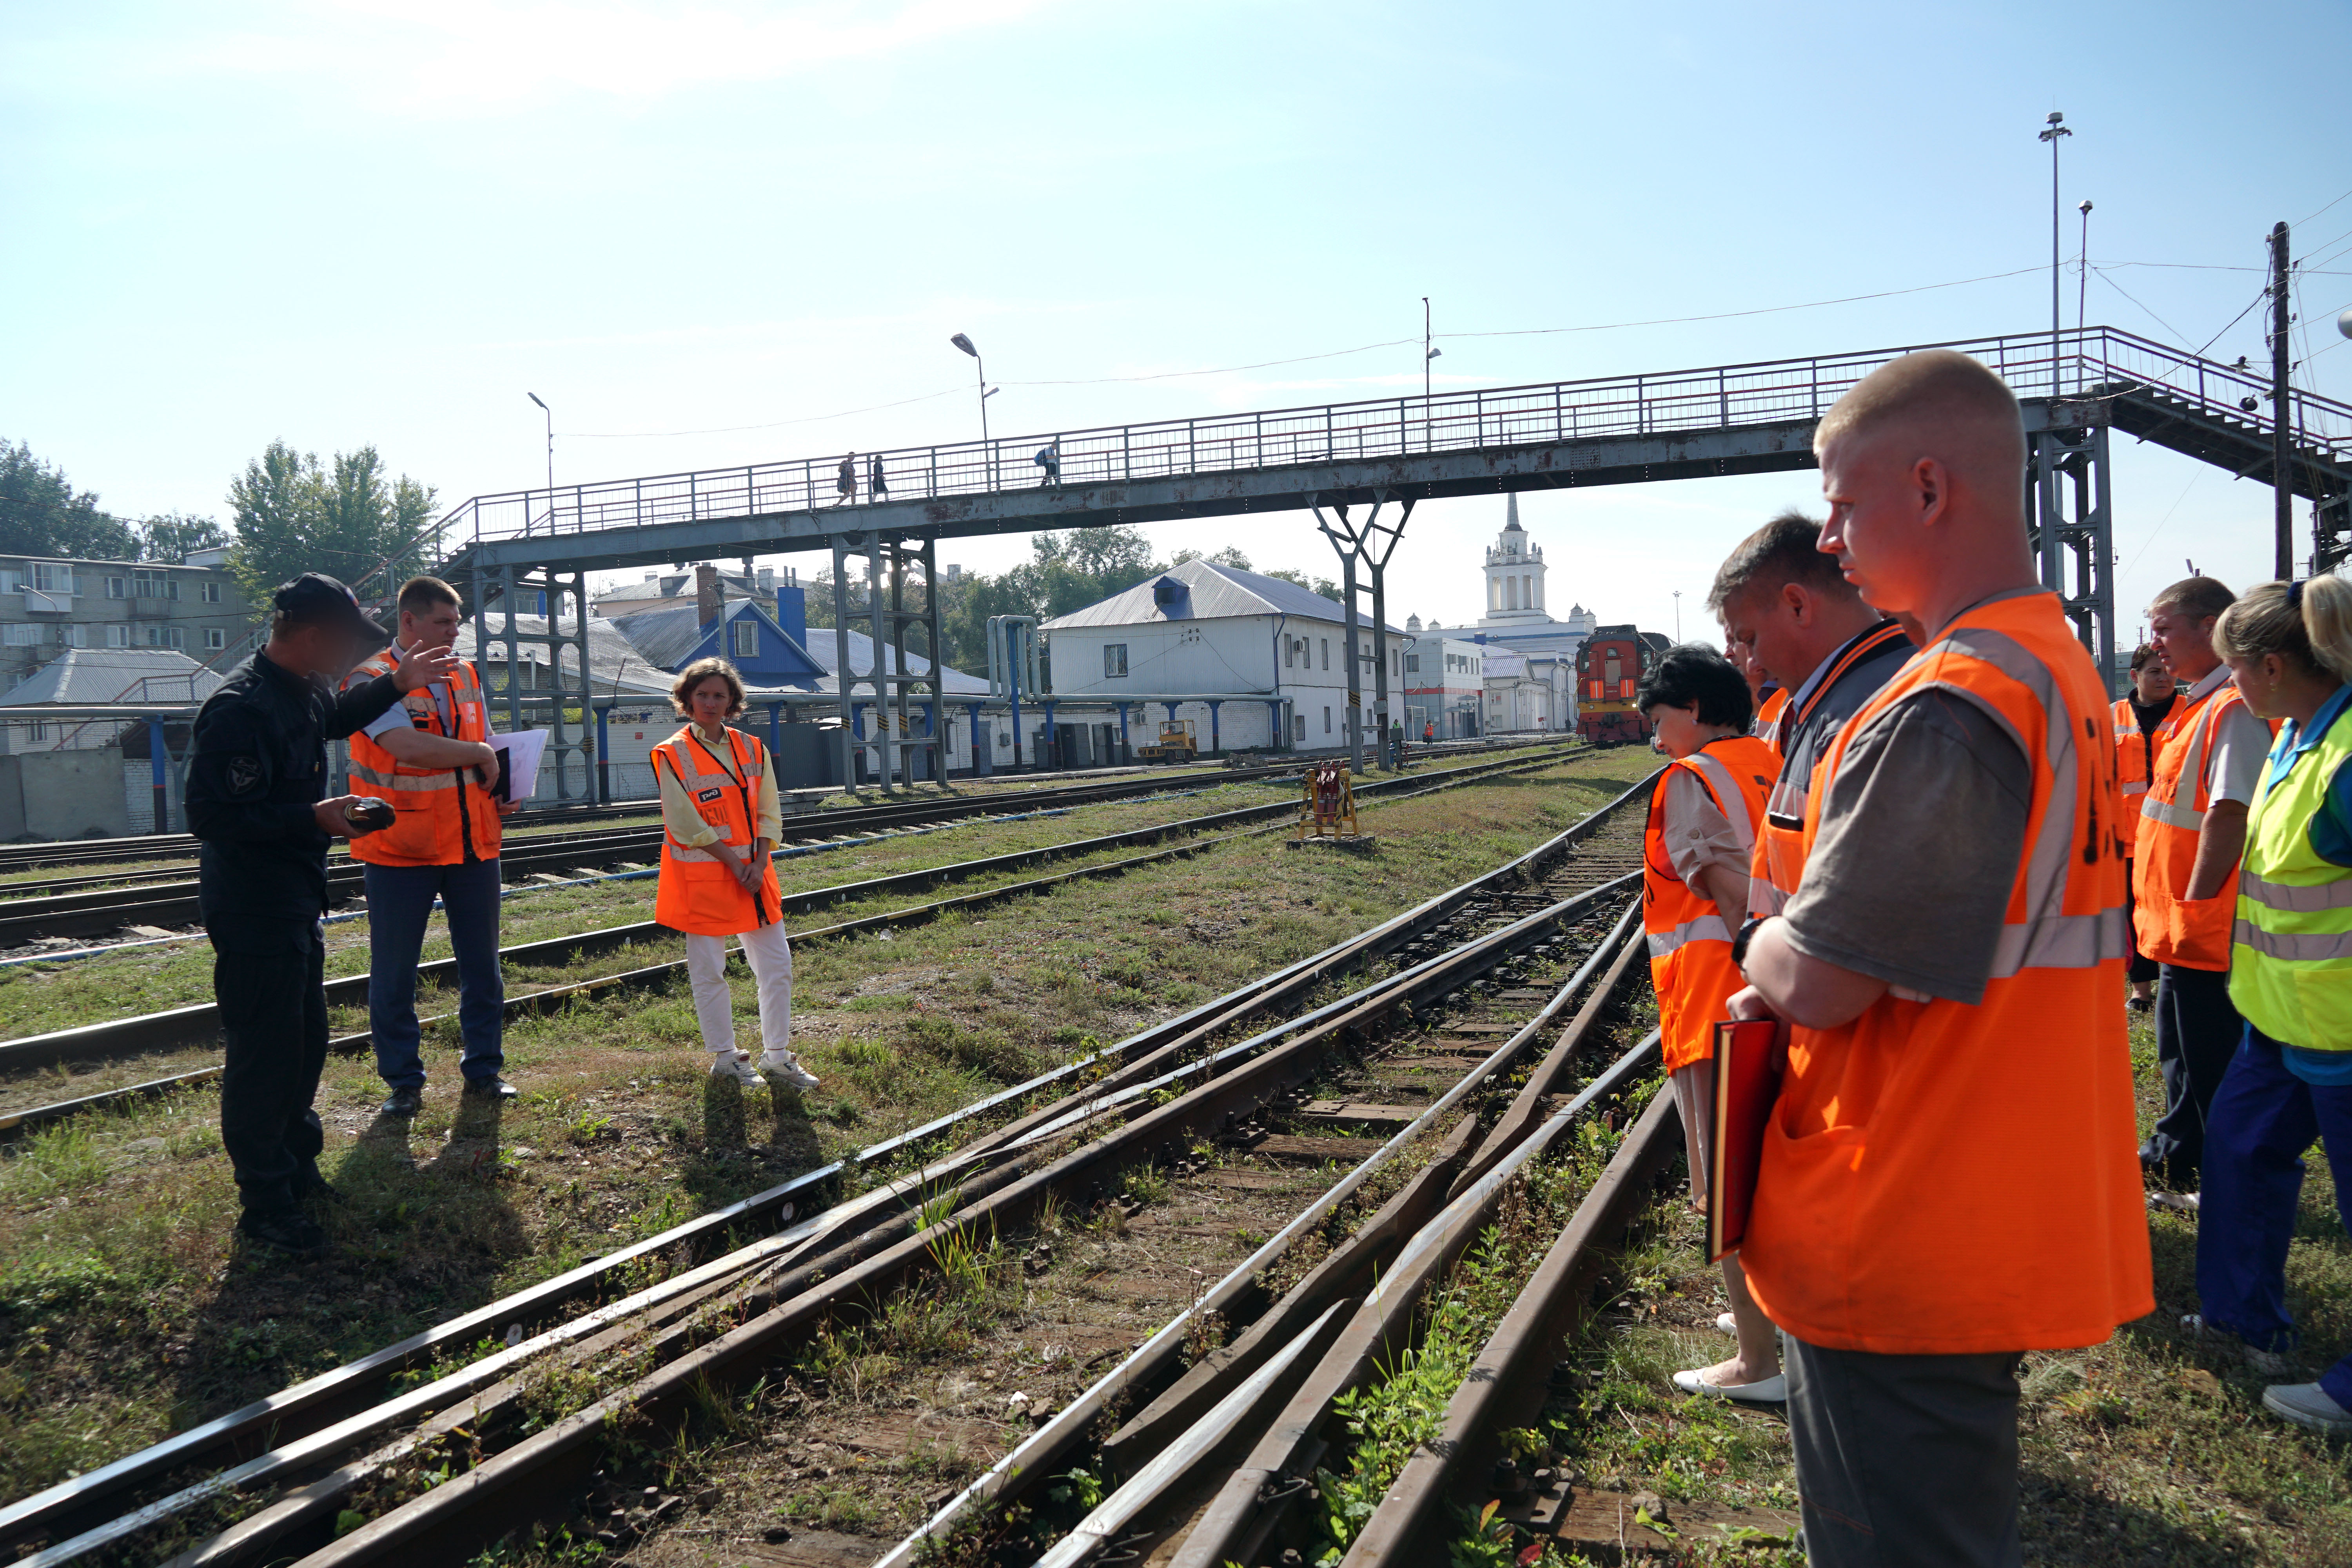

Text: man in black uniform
xmin=187 ymin=573 xmax=461 ymax=1257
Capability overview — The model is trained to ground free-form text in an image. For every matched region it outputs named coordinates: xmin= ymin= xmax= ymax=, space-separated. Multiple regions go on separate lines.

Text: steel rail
xmin=1340 ymin=1089 xmax=1684 ymax=1566
xmin=874 ymin=899 xmax=1646 ymax=1568
xmin=0 ymin=755 xmax=1348 ymax=941
xmin=0 ymin=746 xmax=1576 ymax=1111
xmin=261 ymin=870 xmax=1646 ymax=1564
xmin=1167 ymin=1031 xmax=1664 ymax=1568
xmin=0 ymin=752 xmax=1641 ymax=1559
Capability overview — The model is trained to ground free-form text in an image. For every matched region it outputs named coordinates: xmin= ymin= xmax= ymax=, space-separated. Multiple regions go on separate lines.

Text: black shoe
xmin=294 ymin=1172 xmax=348 ymax=1207
xmin=2128 ymin=995 xmax=2153 ymax=1014
xmin=381 ymin=1085 xmax=424 ymax=1118
xmin=239 ymin=1209 xmax=328 ymax=1259
xmin=462 ymin=1076 xmax=518 ymax=1100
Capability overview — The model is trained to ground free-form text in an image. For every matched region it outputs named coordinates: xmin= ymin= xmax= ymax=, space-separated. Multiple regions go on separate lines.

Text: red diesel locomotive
xmin=1575 ymin=625 xmax=1669 ymax=746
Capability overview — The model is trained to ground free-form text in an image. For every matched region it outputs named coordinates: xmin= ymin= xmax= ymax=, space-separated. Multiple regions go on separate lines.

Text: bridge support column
xmin=1208 ymin=700 xmax=1221 ymax=756
xmin=1116 ymin=703 xmax=1129 ymax=765
xmin=969 ymin=704 xmax=987 ymax=776
xmin=1311 ymin=491 xmax=1413 ymax=772
xmin=2028 ymin=421 xmax=2117 ymax=694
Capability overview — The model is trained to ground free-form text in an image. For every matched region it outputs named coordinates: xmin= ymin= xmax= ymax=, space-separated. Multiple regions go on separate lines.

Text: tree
xmin=1262 ymin=566 xmax=1341 ymax=603
xmin=227 ymin=441 xmax=438 ymax=602
xmin=1171 ymin=545 xmax=1252 ymax=570
xmin=0 ymin=439 xmax=138 ymax=559
xmin=138 ymin=512 xmax=229 ymax=562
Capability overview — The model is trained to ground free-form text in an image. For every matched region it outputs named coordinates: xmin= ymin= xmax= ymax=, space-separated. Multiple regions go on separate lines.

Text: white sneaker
xmin=1715 ymin=1312 xmax=1738 ymax=1336
xmin=760 ymin=1051 xmax=820 ymax=1091
xmin=710 ymin=1051 xmax=763 ymax=1087
xmin=2181 ymin=1314 xmax=2296 ymax=1377
xmin=1672 ymin=1367 xmax=1786 ymax=1405
xmin=2261 ymin=1382 xmax=2352 ymax=1435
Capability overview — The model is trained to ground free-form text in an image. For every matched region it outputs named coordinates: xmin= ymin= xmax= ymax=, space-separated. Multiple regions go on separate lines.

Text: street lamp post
xmin=949 ymin=334 xmax=997 ymax=488
xmin=526 ymin=392 xmax=553 ymax=503
xmin=2076 ymin=199 xmax=2093 ymax=393
xmin=2038 ymin=112 xmax=2072 ymax=396
xmin=1421 ymin=297 xmax=1442 ymax=450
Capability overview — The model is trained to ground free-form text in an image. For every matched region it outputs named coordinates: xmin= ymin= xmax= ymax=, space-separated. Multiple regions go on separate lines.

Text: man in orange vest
xmin=2115 ymin=645 xmax=2179 ymax=1012
xmin=344 ymin=576 xmax=513 ymax=1117
xmin=1709 ymin=508 xmax=1913 ymax=918
xmin=1728 ymin=351 xmax=2152 ymax=1563
xmin=2135 ymin=576 xmax=2269 ymax=1199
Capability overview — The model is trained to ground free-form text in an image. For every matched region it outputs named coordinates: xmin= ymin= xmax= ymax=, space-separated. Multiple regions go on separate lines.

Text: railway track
xmin=0 ymin=744 xmax=1583 ymax=1138
xmin=0 ymin=759 xmax=1656 ymax=1568
xmin=0 ymin=740 xmax=1556 ymax=945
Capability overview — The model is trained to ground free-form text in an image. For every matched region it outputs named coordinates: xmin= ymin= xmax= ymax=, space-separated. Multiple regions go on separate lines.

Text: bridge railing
xmin=439 ymin=327 xmax=2350 ymax=552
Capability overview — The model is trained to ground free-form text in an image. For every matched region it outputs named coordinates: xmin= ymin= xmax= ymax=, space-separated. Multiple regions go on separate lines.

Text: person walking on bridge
xmin=1033 ymin=438 xmax=1060 ymax=487
xmin=1729 ymin=350 xmax=2151 ymax=1565
xmin=834 ymin=452 xmax=857 ymax=505
xmin=868 ymin=452 xmax=887 ymax=502
xmin=1708 ymin=508 xmax=1913 ymax=920
xmin=2137 ymin=576 xmax=2272 ymax=1201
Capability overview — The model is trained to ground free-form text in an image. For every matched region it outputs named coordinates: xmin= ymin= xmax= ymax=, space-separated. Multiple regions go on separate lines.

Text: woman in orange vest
xmin=2114 ymin=645 xmax=2179 ymax=1012
xmin=1637 ymin=645 xmax=1784 ymax=1404
xmin=654 ymin=658 xmax=819 ymax=1091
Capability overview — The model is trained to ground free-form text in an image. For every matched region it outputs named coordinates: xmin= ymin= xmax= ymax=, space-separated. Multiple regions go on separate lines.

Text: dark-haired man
xmin=1708 ymin=508 xmax=1912 ymax=918
xmin=189 ymin=574 xmax=461 ymax=1257
xmin=344 ymin=575 xmax=514 ymax=1118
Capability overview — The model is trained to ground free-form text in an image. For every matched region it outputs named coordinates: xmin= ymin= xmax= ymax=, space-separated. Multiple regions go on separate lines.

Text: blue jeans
xmin=2195 ymin=1023 xmax=2352 ymax=1406
xmin=366 ymin=858 xmax=505 ymax=1089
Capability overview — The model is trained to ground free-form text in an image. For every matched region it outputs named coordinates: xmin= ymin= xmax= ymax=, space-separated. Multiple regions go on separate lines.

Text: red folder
xmin=1706 ymin=1018 xmax=1784 ymax=1263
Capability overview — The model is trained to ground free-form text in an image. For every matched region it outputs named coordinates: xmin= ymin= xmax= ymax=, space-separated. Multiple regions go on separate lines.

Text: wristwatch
xmin=1731 ymin=915 xmax=1768 ymax=971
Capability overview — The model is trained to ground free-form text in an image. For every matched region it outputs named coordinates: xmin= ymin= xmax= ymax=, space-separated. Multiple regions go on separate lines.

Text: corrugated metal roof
xmin=0 ymin=648 xmax=226 ymax=706
xmin=1039 ymin=557 xmax=1400 ymax=632
xmin=609 ymin=603 xmax=990 ymax=695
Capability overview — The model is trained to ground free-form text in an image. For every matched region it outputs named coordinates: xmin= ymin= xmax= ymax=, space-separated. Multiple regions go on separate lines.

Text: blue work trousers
xmin=365 ymin=857 xmax=505 ymax=1090
xmin=2195 ymin=1023 xmax=2352 ymax=1407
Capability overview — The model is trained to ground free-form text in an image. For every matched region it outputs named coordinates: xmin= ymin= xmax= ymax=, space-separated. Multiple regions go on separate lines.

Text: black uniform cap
xmin=274 ymin=572 xmax=383 ymax=637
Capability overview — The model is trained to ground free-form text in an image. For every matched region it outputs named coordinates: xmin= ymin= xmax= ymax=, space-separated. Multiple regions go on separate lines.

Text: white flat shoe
xmin=1672 ymin=1368 xmax=1786 ymax=1405
xmin=710 ymin=1051 xmax=763 ymax=1086
xmin=2262 ymin=1382 xmax=2352 ymax=1435
xmin=760 ymin=1052 xmax=819 ymax=1090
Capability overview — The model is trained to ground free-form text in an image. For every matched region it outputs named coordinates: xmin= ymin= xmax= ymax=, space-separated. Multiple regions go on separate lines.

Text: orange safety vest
xmin=343 ymin=650 xmax=501 ymax=867
xmin=1749 ymin=621 xmax=1912 ymax=917
xmin=1643 ymin=735 xmax=1777 ymax=1073
xmin=653 ymin=725 xmax=782 ymax=936
xmin=1741 ymin=590 xmax=2151 ymax=1355
xmin=2111 ymin=696 xmax=2152 ymax=802
xmin=1751 ymin=686 xmax=1789 ymax=741
xmin=2134 ymin=677 xmax=2257 ymax=972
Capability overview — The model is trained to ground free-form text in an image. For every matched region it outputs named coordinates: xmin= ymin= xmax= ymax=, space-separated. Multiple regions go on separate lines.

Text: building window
xmin=204 ymin=628 xmax=225 ymax=650
xmin=105 ymin=576 xmax=127 ymax=599
xmin=1103 ymin=643 xmax=1128 ymax=678
xmin=0 ymin=570 xmax=17 ymax=594
xmin=200 ymin=581 xmax=221 ymax=604
xmin=1320 ymin=638 xmax=1328 ymax=671
xmin=1284 ymin=638 xmax=1295 ymax=670
xmin=25 ymin=722 xmax=46 ymax=743
xmin=29 ymin=562 xmax=70 ymax=595
xmin=132 ymin=570 xmax=178 ymax=601
xmin=1292 ymin=715 xmax=1305 ymax=742
xmin=1405 ymin=653 xmax=1419 ymax=673
xmin=3 ymin=624 xmax=39 ymax=645
xmin=62 ymin=624 xmax=85 ymax=648
xmin=1323 ymin=706 xmax=1331 ymax=734
xmin=731 ymin=619 xmax=759 ymax=657
xmin=107 ymin=625 xmax=129 ymax=647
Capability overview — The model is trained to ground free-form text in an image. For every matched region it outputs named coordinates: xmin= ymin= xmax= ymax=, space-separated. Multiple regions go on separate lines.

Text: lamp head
xmin=2078 ymin=198 xmax=2092 ymax=214
xmin=527 ymin=392 xmax=548 ymax=410
xmin=950 ymin=333 xmax=978 ymax=358
xmin=1426 ymin=348 xmax=1442 ymax=361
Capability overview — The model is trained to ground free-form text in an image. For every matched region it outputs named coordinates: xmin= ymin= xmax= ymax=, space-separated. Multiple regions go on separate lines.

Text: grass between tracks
xmin=1534 ymin=1007 xmax=2351 ymax=1568
xmin=0 ymin=745 xmax=1654 ymax=1531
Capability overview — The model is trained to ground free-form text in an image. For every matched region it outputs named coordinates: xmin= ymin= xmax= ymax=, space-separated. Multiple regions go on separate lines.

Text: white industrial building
xmin=1040 ymin=556 xmax=1403 ymax=753
xmin=1400 ymin=633 xmax=1485 ymax=738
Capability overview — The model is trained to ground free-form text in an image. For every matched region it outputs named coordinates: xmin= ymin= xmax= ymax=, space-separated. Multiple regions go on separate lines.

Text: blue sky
xmin=4 ymin=0 xmax=2348 ymax=641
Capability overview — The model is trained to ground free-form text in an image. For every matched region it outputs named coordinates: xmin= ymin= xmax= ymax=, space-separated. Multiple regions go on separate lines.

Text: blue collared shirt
xmin=2259 ymin=683 xmax=2352 ymax=1084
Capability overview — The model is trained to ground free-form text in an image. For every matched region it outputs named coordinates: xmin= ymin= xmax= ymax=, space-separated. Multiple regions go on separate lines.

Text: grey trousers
xmin=1785 ymin=1336 xmax=2025 ymax=1568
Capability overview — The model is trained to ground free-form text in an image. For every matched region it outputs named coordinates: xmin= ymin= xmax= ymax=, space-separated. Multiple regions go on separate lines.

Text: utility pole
xmin=2039 ymin=112 xmax=2072 ymax=398
xmin=2271 ymin=221 xmax=2294 ymax=579
xmin=1421 ymin=297 xmax=1442 ymax=451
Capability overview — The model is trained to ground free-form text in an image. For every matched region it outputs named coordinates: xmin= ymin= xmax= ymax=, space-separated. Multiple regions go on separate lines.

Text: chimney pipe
xmin=696 ymin=564 xmax=720 ymax=628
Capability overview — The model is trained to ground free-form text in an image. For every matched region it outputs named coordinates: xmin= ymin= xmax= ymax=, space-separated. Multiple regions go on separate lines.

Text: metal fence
xmin=435 ymin=327 xmax=2352 ymax=555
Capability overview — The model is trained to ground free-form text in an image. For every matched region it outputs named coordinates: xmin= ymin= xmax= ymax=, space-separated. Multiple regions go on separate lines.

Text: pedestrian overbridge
xmin=431 ymin=326 xmax=2350 ymax=786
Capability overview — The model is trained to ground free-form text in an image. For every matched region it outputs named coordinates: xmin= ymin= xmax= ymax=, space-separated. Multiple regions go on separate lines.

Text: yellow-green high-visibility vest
xmin=2230 ymin=697 xmax=2352 ymax=1052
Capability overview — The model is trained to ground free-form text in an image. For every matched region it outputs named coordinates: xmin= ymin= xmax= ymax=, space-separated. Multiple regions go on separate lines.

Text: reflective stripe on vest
xmin=1749 ymin=622 xmax=1912 ymax=918
xmin=1645 ymin=912 xmax=1733 ymax=958
xmin=653 ymin=725 xmax=782 ymax=935
xmin=2228 ymin=701 xmax=2352 ymax=1050
xmin=1739 ymin=590 xmax=2150 ymax=1356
